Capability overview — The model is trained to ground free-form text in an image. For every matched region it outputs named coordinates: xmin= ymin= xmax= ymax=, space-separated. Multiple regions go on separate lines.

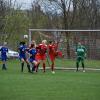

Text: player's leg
xmin=35 ymin=60 xmax=40 ymax=72
xmin=42 ymin=59 xmax=46 ymax=72
xmin=40 ymin=55 xmax=46 ymax=72
xmin=2 ymin=56 xmax=7 ymax=70
xmin=2 ymin=60 xmax=7 ymax=70
xmin=29 ymin=58 xmax=33 ymax=72
xmin=25 ymin=59 xmax=31 ymax=72
xmin=76 ymin=57 xmax=80 ymax=71
xmin=51 ymin=60 xmax=55 ymax=74
xmin=35 ymin=54 xmax=41 ymax=72
xmin=30 ymin=59 xmax=36 ymax=72
xmin=50 ymin=55 xmax=56 ymax=73
xmin=51 ymin=60 xmax=54 ymax=71
xmin=31 ymin=63 xmax=35 ymax=72
xmin=21 ymin=58 xmax=25 ymax=72
xmin=30 ymin=62 xmax=35 ymax=72
xmin=81 ymin=58 xmax=85 ymax=72
xmin=32 ymin=60 xmax=39 ymax=72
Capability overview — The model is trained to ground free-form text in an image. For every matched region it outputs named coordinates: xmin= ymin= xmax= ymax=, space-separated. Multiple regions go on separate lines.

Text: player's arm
xmin=29 ymin=53 xmax=33 ymax=58
xmin=7 ymin=48 xmax=8 ymax=52
xmin=28 ymin=49 xmax=32 ymax=57
xmin=74 ymin=46 xmax=77 ymax=55
xmin=36 ymin=45 xmax=41 ymax=50
xmin=83 ymin=46 xmax=87 ymax=58
xmin=17 ymin=47 xmax=20 ymax=53
xmin=0 ymin=47 xmax=3 ymax=51
xmin=26 ymin=48 xmax=30 ymax=57
xmin=25 ymin=48 xmax=30 ymax=53
xmin=84 ymin=46 xmax=87 ymax=53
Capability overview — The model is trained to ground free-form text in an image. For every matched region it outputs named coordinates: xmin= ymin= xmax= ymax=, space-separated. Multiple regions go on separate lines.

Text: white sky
xmin=12 ymin=0 xmax=73 ymax=12
xmin=12 ymin=0 xmax=33 ymax=9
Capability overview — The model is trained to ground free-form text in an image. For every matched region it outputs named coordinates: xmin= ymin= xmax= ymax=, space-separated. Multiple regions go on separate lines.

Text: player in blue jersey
xmin=29 ymin=42 xmax=39 ymax=73
xmin=0 ymin=42 xmax=8 ymax=70
xmin=18 ymin=41 xmax=31 ymax=73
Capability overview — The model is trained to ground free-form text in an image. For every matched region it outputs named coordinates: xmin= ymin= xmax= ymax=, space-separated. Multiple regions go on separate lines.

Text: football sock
xmin=51 ymin=62 xmax=54 ymax=71
xmin=76 ymin=62 xmax=79 ymax=71
xmin=32 ymin=64 xmax=36 ymax=72
xmin=2 ymin=64 xmax=6 ymax=70
xmin=82 ymin=62 xmax=84 ymax=70
xmin=21 ymin=62 xmax=24 ymax=72
xmin=36 ymin=63 xmax=40 ymax=72
xmin=43 ymin=63 xmax=46 ymax=72
xmin=27 ymin=64 xmax=31 ymax=72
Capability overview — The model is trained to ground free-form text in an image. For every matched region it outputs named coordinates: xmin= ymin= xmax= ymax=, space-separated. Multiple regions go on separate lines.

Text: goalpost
xmin=28 ymin=29 xmax=100 ymax=60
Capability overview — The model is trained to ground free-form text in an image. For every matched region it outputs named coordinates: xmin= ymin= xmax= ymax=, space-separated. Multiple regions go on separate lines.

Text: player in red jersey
xmin=48 ymin=41 xmax=63 ymax=74
xmin=35 ymin=40 xmax=47 ymax=72
xmin=48 ymin=41 xmax=57 ymax=74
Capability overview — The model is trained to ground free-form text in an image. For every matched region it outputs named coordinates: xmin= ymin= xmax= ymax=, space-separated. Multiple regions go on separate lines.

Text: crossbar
xmin=28 ymin=29 xmax=100 ymax=44
xmin=29 ymin=29 xmax=100 ymax=32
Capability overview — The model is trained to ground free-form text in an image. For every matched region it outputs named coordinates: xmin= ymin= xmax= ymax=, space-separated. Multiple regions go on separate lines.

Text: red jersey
xmin=48 ymin=43 xmax=63 ymax=59
xmin=48 ymin=44 xmax=58 ymax=56
xmin=36 ymin=44 xmax=47 ymax=55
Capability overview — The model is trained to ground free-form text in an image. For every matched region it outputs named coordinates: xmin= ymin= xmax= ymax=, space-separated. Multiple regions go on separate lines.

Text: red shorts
xmin=35 ymin=53 xmax=46 ymax=60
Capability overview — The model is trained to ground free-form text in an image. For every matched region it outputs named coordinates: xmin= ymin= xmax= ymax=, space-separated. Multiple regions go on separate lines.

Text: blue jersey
xmin=29 ymin=48 xmax=37 ymax=62
xmin=0 ymin=47 xmax=8 ymax=61
xmin=19 ymin=45 xmax=27 ymax=59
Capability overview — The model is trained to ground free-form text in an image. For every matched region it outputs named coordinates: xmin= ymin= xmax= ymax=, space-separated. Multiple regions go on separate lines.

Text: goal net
xmin=29 ymin=29 xmax=100 ymax=60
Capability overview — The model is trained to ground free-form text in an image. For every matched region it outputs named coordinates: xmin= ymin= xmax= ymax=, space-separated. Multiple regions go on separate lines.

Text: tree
xmin=0 ymin=0 xmax=7 ymax=34
xmin=4 ymin=10 xmax=31 ymax=48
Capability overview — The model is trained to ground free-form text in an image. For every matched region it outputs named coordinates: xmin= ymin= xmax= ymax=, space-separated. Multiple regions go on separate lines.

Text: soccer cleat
xmin=83 ymin=70 xmax=85 ymax=72
xmin=51 ymin=71 xmax=55 ymax=74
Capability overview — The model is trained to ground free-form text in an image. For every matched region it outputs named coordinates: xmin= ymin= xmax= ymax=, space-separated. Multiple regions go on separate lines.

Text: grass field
xmin=0 ymin=59 xmax=100 ymax=100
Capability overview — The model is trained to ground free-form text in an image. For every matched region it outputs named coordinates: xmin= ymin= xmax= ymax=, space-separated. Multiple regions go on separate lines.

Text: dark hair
xmin=20 ymin=41 xmax=25 ymax=45
xmin=30 ymin=43 xmax=35 ymax=48
xmin=49 ymin=40 xmax=53 ymax=44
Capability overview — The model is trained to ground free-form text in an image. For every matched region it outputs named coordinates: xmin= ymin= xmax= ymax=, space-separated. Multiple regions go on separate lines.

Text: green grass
xmin=0 ymin=59 xmax=100 ymax=100
xmin=54 ymin=59 xmax=100 ymax=69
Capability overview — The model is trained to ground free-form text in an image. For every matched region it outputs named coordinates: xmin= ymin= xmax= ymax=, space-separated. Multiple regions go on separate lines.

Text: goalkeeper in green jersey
xmin=75 ymin=42 xmax=87 ymax=72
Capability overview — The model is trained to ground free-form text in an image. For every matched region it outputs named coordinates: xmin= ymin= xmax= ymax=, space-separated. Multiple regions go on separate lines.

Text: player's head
xmin=20 ymin=41 xmax=25 ymax=45
xmin=31 ymin=40 xmax=36 ymax=45
xmin=42 ymin=40 xmax=47 ymax=44
xmin=78 ymin=42 xmax=82 ymax=48
xmin=49 ymin=40 xmax=53 ymax=44
xmin=54 ymin=40 xmax=58 ymax=44
xmin=30 ymin=43 xmax=35 ymax=48
xmin=78 ymin=42 xmax=81 ymax=46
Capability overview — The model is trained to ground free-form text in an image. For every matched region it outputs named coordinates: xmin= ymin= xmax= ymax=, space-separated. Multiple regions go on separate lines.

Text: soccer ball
xmin=24 ymin=35 xmax=28 ymax=39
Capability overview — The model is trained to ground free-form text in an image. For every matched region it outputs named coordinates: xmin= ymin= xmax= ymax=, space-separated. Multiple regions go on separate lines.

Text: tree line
xmin=0 ymin=0 xmax=100 ymax=57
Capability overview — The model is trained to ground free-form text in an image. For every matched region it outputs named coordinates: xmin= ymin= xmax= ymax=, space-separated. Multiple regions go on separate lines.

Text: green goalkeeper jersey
xmin=76 ymin=45 xmax=86 ymax=57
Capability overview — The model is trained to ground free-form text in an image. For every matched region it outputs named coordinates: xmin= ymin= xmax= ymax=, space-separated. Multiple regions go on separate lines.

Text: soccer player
xmin=75 ymin=42 xmax=87 ymax=72
xmin=48 ymin=41 xmax=62 ymax=74
xmin=0 ymin=42 xmax=8 ymax=70
xmin=18 ymin=41 xmax=31 ymax=73
xmin=35 ymin=40 xmax=47 ymax=72
xmin=29 ymin=43 xmax=39 ymax=73
xmin=48 ymin=41 xmax=58 ymax=74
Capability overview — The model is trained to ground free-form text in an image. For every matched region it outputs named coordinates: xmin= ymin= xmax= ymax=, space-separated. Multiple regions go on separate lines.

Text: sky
xmin=12 ymin=0 xmax=73 ymax=13
xmin=12 ymin=0 xmax=32 ymax=9
xmin=12 ymin=0 xmax=60 ymax=12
